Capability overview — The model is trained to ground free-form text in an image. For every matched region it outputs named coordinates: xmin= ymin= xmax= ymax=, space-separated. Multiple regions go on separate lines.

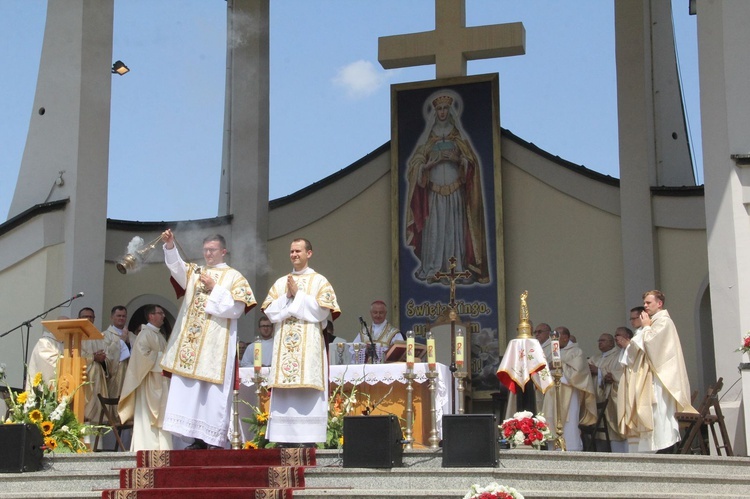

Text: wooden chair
xmin=702 ymin=389 xmax=734 ymax=456
xmin=676 ymin=377 xmax=726 ymax=455
xmin=579 ymin=399 xmax=610 ymax=452
xmin=93 ymin=394 xmax=133 ymax=452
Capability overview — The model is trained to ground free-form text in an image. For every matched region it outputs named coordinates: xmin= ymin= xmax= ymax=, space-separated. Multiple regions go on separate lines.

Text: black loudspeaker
xmin=442 ymin=414 xmax=498 ymax=467
xmin=0 ymin=424 xmax=44 ymax=473
xmin=343 ymin=415 xmax=403 ymax=468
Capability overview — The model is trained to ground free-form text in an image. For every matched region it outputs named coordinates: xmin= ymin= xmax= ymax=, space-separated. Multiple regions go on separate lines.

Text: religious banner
xmin=391 ymin=74 xmax=505 ymax=400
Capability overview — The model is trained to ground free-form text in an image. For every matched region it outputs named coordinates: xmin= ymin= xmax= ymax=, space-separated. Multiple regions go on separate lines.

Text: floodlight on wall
xmin=111 ymin=60 xmax=130 ymax=75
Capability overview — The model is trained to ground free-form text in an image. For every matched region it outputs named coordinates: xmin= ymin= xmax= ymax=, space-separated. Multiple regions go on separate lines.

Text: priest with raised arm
xmin=619 ymin=290 xmax=695 ymax=453
xmin=159 ymin=229 xmax=256 ymax=450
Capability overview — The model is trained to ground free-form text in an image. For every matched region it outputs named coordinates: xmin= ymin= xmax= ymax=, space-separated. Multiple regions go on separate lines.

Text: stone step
xmin=1 ymin=450 xmax=748 ymax=499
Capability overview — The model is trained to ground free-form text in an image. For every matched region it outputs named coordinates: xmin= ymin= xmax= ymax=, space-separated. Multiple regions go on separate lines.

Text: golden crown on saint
xmin=432 ymin=95 xmax=453 ymax=108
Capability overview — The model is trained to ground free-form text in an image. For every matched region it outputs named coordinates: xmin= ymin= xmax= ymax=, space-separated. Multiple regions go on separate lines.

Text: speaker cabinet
xmin=343 ymin=415 xmax=403 ymax=468
xmin=0 ymin=424 xmax=44 ymax=473
xmin=442 ymin=414 xmax=498 ymax=467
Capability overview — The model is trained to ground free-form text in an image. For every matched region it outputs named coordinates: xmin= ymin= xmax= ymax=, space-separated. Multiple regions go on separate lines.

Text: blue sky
xmin=0 ymin=0 xmax=701 ymax=222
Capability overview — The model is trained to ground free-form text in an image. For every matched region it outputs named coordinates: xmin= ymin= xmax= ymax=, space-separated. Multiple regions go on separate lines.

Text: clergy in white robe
xmin=26 ymin=331 xmax=63 ymax=390
xmin=79 ymin=307 xmax=122 ymax=423
xmin=263 ymin=238 xmax=340 ymax=445
xmin=588 ymin=333 xmax=626 ymax=451
xmin=542 ymin=327 xmax=597 ymax=451
xmin=160 ymin=230 xmax=256 ymax=448
xmin=104 ymin=306 xmax=131 ymax=399
xmin=118 ymin=306 xmax=172 ymax=451
xmin=240 ymin=315 xmax=275 ymax=367
xmin=618 ymin=291 xmax=696 ymax=452
xmin=350 ymin=300 xmax=402 ymax=363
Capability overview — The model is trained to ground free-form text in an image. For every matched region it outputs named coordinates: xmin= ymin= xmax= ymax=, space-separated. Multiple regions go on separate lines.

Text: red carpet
xmin=136 ymin=448 xmax=315 ymax=468
xmin=102 ymin=487 xmax=293 ymax=499
xmin=101 ymin=448 xmax=314 ymax=499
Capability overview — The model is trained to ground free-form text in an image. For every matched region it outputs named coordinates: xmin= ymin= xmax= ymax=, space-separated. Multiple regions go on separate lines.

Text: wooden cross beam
xmin=378 ymin=0 xmax=525 ymax=79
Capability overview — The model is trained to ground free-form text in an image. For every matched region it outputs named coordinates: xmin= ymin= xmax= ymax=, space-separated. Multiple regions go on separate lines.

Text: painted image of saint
xmin=405 ymin=89 xmax=489 ymax=284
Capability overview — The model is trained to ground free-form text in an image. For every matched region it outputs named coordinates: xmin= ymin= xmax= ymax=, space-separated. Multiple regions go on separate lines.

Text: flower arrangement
xmin=463 ymin=482 xmax=525 ymax=499
xmin=242 ymin=373 xmax=390 ymax=450
xmin=736 ymin=332 xmax=750 ymax=354
xmin=243 ymin=403 xmax=273 ymax=449
xmin=500 ymin=410 xmax=552 ymax=449
xmin=4 ymin=371 xmax=104 ymax=453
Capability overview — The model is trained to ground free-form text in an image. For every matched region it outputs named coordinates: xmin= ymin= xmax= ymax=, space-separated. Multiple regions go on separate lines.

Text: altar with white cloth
xmin=238 ymin=363 xmax=452 ymax=446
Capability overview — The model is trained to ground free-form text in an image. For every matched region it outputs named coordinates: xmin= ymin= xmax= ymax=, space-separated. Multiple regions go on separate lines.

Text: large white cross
xmin=378 ymin=0 xmax=525 ymax=79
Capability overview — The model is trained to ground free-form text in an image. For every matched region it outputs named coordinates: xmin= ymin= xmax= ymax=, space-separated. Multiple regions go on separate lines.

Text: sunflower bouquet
xmin=4 ymin=371 xmax=104 ymax=453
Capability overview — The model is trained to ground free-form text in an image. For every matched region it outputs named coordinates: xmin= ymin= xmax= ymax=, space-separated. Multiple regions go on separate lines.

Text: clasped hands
xmin=286 ymin=274 xmax=298 ymax=299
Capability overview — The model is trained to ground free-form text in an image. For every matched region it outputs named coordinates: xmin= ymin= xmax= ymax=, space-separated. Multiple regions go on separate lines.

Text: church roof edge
xmin=0 ymin=199 xmax=68 ymax=237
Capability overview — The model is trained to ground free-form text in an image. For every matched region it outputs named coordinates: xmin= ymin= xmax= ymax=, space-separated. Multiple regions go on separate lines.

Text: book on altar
xmin=385 ymin=341 xmax=428 ymax=363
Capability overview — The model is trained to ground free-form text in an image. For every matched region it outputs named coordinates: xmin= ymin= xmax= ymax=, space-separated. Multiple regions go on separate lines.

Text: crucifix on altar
xmin=432 ymin=256 xmax=472 ymax=413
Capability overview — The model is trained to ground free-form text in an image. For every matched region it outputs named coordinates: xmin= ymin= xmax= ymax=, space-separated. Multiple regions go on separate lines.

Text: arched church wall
xmin=0 ymin=244 xmax=65 ymax=389
xmin=103 ymin=263 xmax=177 ymax=323
xmin=501 ymin=158 xmax=625 ymax=351
xmin=654 ymin=227 xmax=709 ymax=392
xmin=266 ymin=171 xmax=393 ymax=340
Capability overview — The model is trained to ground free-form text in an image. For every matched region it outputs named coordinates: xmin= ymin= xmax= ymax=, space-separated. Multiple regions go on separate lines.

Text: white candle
xmin=427 ymin=331 xmax=436 ymax=370
xmin=455 ymin=329 xmax=464 ymax=367
xmin=253 ymin=337 xmax=262 ymax=372
xmin=406 ymin=330 xmax=415 ymax=368
xmin=551 ymin=338 xmax=561 ymax=368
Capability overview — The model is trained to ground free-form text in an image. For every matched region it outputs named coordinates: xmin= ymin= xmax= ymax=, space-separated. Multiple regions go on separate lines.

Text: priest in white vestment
xmin=588 ymin=332 xmax=626 ymax=452
xmin=542 ymin=327 xmax=597 ymax=451
xmin=350 ymin=300 xmax=402 ymax=363
xmin=104 ymin=305 xmax=131 ymax=399
xmin=118 ymin=305 xmax=172 ymax=451
xmin=619 ymin=291 xmax=696 ymax=453
xmin=263 ymin=238 xmax=340 ymax=446
xmin=160 ymin=230 xmax=257 ymax=449
xmin=79 ymin=307 xmax=122 ymax=423
xmin=26 ymin=330 xmax=63 ymax=389
xmin=240 ymin=315 xmax=275 ymax=367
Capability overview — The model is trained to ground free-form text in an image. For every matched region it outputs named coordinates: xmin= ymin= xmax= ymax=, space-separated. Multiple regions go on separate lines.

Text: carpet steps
xmin=1 ymin=449 xmax=749 ymax=499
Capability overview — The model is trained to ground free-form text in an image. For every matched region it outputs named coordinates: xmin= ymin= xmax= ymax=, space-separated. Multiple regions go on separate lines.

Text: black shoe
xmin=185 ymin=439 xmax=208 ymax=450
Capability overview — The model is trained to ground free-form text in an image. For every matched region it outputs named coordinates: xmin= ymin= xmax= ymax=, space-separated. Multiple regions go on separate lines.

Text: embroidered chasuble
xmin=262 ymin=270 xmax=340 ymax=391
xmin=353 ymin=321 xmax=401 ymax=347
xmin=161 ymin=261 xmax=256 ymax=384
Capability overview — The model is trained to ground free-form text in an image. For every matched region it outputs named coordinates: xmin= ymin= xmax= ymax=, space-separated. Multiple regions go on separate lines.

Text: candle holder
xmin=336 ymin=342 xmax=345 ymax=365
xmin=454 ymin=370 xmax=468 ymax=414
xmin=403 ymin=367 xmax=416 ymax=450
xmin=550 ymin=329 xmax=566 ymax=451
xmin=426 ymin=369 xmax=440 ymax=449
xmin=231 ymin=385 xmax=242 ymax=449
xmin=551 ymin=366 xmax=566 ymax=451
xmin=353 ymin=343 xmax=362 ymax=364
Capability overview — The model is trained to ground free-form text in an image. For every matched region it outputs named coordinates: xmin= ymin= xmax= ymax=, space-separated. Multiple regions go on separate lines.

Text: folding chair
xmin=703 ymin=389 xmax=734 ymax=456
xmin=93 ymin=394 xmax=133 ymax=452
xmin=676 ymin=377 xmax=723 ymax=455
xmin=579 ymin=399 xmax=610 ymax=452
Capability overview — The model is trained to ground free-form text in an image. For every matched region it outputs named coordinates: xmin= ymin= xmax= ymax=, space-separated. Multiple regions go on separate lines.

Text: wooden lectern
xmin=41 ymin=319 xmax=103 ymax=423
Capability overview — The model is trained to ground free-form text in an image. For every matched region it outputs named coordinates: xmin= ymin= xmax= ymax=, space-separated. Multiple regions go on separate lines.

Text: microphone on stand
xmin=72 ymin=291 xmax=85 ymax=300
xmin=359 ymin=316 xmax=377 ymax=364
